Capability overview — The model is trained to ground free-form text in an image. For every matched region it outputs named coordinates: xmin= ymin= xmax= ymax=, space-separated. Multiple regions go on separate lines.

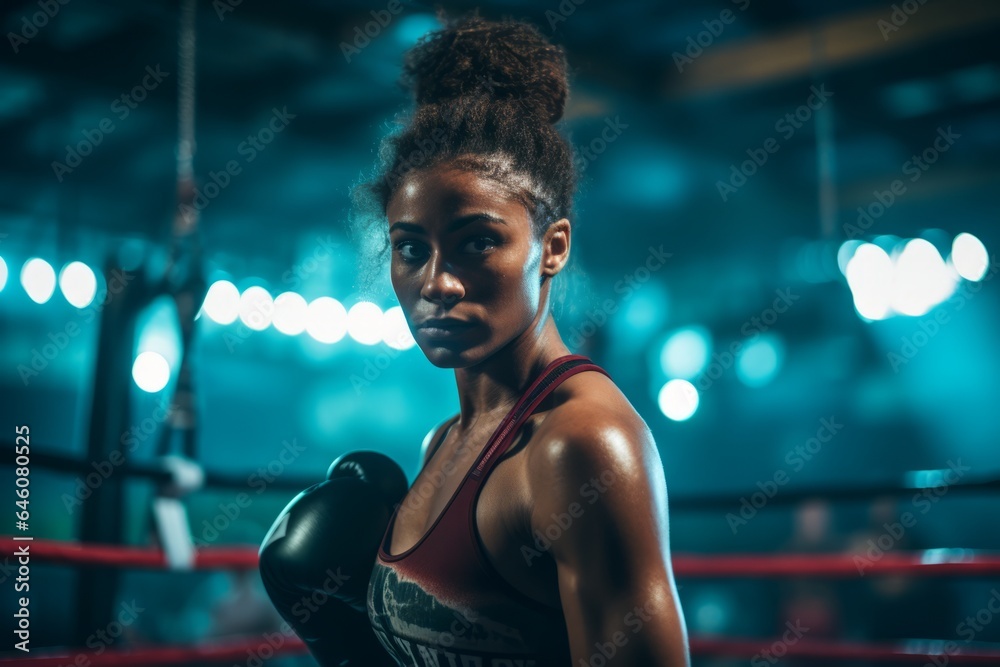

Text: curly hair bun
xmin=401 ymin=14 xmax=569 ymax=124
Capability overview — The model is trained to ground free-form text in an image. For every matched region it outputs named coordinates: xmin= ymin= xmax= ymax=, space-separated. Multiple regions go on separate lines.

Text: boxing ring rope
xmin=0 ymin=536 xmax=258 ymax=570
xmin=6 ymin=536 xmax=1000 ymax=578
xmin=669 ymin=473 xmax=1000 ymax=510
xmin=686 ymin=637 xmax=1000 ymax=664
xmin=7 ymin=441 xmax=1000 ymax=502
xmin=4 ymin=446 xmax=314 ymax=492
xmin=672 ymin=552 xmax=1000 ymax=577
xmin=0 ymin=637 xmax=310 ymax=667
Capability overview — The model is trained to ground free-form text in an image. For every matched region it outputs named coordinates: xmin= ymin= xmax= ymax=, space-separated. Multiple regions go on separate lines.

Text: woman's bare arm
xmin=526 ymin=410 xmax=690 ymax=666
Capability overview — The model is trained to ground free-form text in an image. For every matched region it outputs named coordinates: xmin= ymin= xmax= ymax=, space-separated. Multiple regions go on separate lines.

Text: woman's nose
xmin=420 ymin=255 xmax=465 ymax=306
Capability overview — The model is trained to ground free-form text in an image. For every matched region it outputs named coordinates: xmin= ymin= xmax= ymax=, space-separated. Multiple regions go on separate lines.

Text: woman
xmin=352 ymin=12 xmax=690 ymax=667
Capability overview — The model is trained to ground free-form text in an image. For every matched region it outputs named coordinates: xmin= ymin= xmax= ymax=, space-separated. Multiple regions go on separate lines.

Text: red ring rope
xmin=0 ymin=636 xmax=307 ymax=666
xmin=672 ymin=551 xmax=1000 ymax=577
xmin=689 ymin=636 xmax=1000 ymax=663
xmin=7 ymin=537 xmax=1000 ymax=577
xmin=1 ymin=537 xmax=257 ymax=570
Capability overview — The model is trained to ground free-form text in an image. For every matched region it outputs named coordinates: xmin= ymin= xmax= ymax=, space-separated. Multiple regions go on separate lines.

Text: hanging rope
xmin=157 ymin=0 xmax=204 ymax=462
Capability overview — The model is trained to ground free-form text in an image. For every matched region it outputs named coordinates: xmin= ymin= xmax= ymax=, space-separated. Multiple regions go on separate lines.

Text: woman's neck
xmin=452 ymin=315 xmax=572 ymax=430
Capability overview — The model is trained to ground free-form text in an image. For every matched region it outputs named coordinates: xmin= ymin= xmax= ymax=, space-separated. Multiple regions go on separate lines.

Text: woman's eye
xmin=462 ymin=237 xmax=497 ymax=254
xmin=394 ymin=237 xmax=496 ymax=263
xmin=394 ymin=241 xmax=426 ymax=262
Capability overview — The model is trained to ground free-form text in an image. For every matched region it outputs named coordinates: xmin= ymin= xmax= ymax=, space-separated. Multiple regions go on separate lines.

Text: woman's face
xmin=386 ymin=161 xmax=566 ymax=368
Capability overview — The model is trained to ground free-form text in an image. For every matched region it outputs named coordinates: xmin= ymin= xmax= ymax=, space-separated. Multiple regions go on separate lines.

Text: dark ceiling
xmin=2 ymin=0 xmax=997 ymax=285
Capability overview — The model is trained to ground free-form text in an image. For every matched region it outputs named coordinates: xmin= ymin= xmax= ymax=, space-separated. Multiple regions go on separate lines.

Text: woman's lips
xmin=416 ymin=321 xmax=475 ymax=339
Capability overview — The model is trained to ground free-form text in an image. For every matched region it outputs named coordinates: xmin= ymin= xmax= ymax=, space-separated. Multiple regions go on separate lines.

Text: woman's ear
xmin=541 ymin=218 xmax=571 ymax=278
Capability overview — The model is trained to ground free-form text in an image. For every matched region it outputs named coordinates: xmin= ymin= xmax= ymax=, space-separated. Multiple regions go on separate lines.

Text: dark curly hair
xmin=349 ymin=10 xmax=579 ymax=310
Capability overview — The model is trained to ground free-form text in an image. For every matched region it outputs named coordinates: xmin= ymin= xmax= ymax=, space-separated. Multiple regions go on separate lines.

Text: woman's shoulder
xmin=528 ymin=367 xmax=658 ymax=478
xmin=522 ymin=365 xmax=670 ymax=552
xmin=548 ymin=364 xmax=647 ymax=432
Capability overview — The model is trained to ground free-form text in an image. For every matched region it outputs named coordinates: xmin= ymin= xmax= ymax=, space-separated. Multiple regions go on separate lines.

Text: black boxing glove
xmin=324 ymin=450 xmax=408 ymax=610
xmin=258 ymin=451 xmax=407 ymax=666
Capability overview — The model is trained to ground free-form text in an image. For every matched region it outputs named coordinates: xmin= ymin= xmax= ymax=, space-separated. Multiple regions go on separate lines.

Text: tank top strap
xmin=470 ymin=354 xmax=610 ymax=483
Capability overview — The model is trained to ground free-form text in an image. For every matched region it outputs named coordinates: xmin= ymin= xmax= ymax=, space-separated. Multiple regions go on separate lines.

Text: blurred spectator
xmin=778 ymin=499 xmax=845 ymax=667
xmin=843 ymin=495 xmax=958 ymax=647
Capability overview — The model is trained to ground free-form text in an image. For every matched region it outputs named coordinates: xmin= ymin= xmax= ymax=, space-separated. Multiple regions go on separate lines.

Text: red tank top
xmin=367 ymin=354 xmax=611 ymax=666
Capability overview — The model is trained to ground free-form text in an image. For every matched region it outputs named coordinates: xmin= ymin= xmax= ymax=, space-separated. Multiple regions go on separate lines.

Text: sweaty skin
xmin=385 ymin=158 xmax=690 ymax=666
